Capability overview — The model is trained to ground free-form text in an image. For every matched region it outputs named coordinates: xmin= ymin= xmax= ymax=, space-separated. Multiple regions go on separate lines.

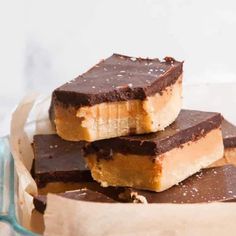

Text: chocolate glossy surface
xmin=53 ymin=54 xmax=183 ymax=107
xmin=85 ymin=109 xmax=222 ymax=156
xmin=33 ymin=134 xmax=92 ymax=187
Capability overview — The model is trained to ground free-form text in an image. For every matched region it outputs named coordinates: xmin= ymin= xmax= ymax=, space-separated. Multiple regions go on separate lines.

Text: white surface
xmin=184 ymin=83 xmax=236 ymax=124
xmin=0 ymin=0 xmax=236 ymax=135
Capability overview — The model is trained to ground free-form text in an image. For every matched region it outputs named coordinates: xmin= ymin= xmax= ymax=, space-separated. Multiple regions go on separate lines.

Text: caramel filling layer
xmin=86 ymin=128 xmax=223 ymax=192
xmin=53 ymin=76 xmax=182 ymax=141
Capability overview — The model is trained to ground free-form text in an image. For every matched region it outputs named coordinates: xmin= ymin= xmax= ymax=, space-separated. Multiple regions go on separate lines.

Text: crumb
xmin=131 ymin=192 xmax=148 ymax=204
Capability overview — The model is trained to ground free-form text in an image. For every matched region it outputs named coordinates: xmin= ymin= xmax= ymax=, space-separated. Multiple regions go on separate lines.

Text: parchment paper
xmin=44 ymin=194 xmax=236 ymax=236
xmin=9 ymin=83 xmax=236 ymax=235
xmin=9 ymin=93 xmax=55 ymax=231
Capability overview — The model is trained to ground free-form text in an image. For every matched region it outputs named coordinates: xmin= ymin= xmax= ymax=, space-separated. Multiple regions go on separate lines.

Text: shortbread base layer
xmin=209 ymin=148 xmax=236 ymax=167
xmin=86 ymin=128 xmax=223 ymax=192
xmin=53 ymin=76 xmax=182 ymax=141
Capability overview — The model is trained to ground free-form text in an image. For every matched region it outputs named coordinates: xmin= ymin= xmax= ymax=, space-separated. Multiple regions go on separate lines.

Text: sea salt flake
xmin=117 ymin=74 xmax=123 ymax=77
xmin=192 ymin=187 xmax=198 ymax=192
xmin=116 ymin=83 xmax=133 ymax=89
xmin=130 ymin=57 xmax=137 ymax=61
xmin=92 ymin=86 xmax=96 ymax=89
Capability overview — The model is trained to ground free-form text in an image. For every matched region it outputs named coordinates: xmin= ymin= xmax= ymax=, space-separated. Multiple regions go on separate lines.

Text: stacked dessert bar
xmin=32 ymin=54 xmax=236 ymax=211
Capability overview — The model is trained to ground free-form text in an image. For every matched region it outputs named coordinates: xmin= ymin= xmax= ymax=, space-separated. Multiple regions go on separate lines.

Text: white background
xmin=0 ymin=0 xmax=236 ymax=135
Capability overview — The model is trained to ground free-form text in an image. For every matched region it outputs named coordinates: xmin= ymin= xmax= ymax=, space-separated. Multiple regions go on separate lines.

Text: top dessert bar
xmin=51 ymin=54 xmax=183 ymax=141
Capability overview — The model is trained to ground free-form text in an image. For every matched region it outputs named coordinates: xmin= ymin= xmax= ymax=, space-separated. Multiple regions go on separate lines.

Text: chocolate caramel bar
xmin=33 ymin=134 xmax=92 ymax=194
xmin=119 ymin=165 xmax=236 ymax=203
xmin=51 ymin=54 xmax=183 ymax=141
xmin=211 ymin=119 xmax=236 ymax=167
xmin=85 ymin=109 xmax=223 ymax=192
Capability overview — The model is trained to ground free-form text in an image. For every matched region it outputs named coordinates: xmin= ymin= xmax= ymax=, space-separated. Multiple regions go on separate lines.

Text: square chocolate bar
xmin=33 ymin=134 xmax=92 ymax=194
xmin=51 ymin=54 xmax=183 ymax=141
xmin=85 ymin=109 xmax=223 ymax=192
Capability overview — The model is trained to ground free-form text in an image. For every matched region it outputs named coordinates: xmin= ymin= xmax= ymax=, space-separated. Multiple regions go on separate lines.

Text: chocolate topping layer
xmin=52 ymin=54 xmax=183 ymax=107
xmin=34 ymin=188 xmax=116 ymax=214
xmin=222 ymin=119 xmax=236 ymax=148
xmin=120 ymin=165 xmax=236 ymax=203
xmin=85 ymin=109 xmax=222 ymax=157
xmin=33 ymin=134 xmax=92 ymax=188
